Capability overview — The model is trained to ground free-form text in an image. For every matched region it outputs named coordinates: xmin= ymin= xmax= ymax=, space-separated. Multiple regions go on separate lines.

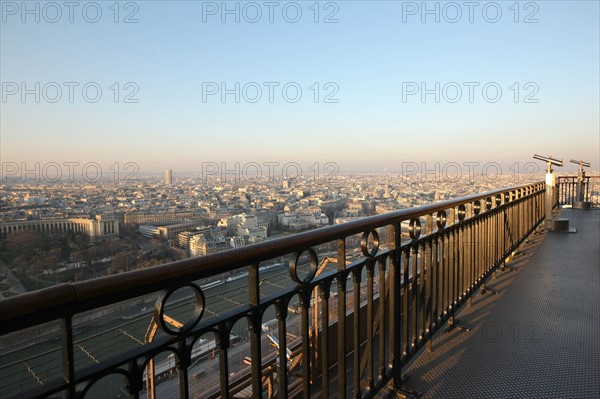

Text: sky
xmin=1 ymin=0 xmax=599 ymax=178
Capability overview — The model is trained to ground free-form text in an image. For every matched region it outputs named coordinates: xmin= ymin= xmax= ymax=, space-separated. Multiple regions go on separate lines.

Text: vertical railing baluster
xmin=455 ymin=222 xmax=462 ymax=308
xmin=512 ymin=194 xmax=517 ymax=249
xmin=481 ymin=212 xmax=486 ymax=278
xmin=178 ymin=340 xmax=190 ymax=399
xmin=465 ymin=218 xmax=471 ymax=305
xmin=472 ymin=215 xmax=477 ymax=294
xmin=61 ymin=316 xmax=75 ymax=399
xmin=378 ymin=257 xmax=386 ymax=382
xmin=516 ymin=190 xmax=523 ymax=241
xmin=365 ymin=262 xmax=374 ymax=392
xmin=410 ymin=243 xmax=419 ymax=351
xmin=433 ymin=232 xmax=440 ymax=328
xmin=468 ymin=218 xmax=474 ymax=301
xmin=502 ymin=203 xmax=508 ymax=265
xmin=446 ymin=228 xmax=454 ymax=317
xmin=571 ymin=179 xmax=575 ymax=205
xmin=504 ymin=197 xmax=509 ymax=260
xmin=451 ymin=218 xmax=457 ymax=306
xmin=461 ymin=219 xmax=467 ymax=303
xmin=440 ymin=230 xmax=447 ymax=322
xmin=482 ymin=213 xmax=487 ymax=278
xmin=471 ymin=216 xmax=476 ymax=291
xmin=276 ymin=301 xmax=288 ymax=399
xmin=391 ymin=223 xmax=402 ymax=389
xmin=352 ymin=268 xmax=362 ymax=398
xmin=532 ymin=187 xmax=535 ymax=227
xmin=337 ymin=239 xmax=347 ymax=399
xmin=300 ymin=288 xmax=311 ymax=399
xmin=248 ymin=264 xmax=262 ymax=398
xmin=486 ymin=212 xmax=491 ymax=276
xmin=218 ymin=325 xmax=231 ymax=399
xmin=128 ymin=360 xmax=141 ymax=399
xmin=481 ymin=213 xmax=485 ymax=280
xmin=585 ymin=177 xmax=590 ymax=202
xmin=528 ymin=187 xmax=532 ymax=230
xmin=511 ymin=197 xmax=516 ymax=250
xmin=425 ymin=237 xmax=433 ymax=352
xmin=523 ymin=192 xmax=528 ymax=240
xmin=520 ymin=191 xmax=525 ymax=239
xmin=474 ymin=216 xmax=480 ymax=287
xmin=402 ymin=247 xmax=410 ymax=359
xmin=320 ymin=285 xmax=330 ymax=399
xmin=419 ymin=240 xmax=426 ymax=345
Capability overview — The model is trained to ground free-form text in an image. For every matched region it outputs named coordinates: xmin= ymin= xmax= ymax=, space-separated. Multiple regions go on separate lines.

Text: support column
xmin=545 ymin=172 xmax=556 ymax=229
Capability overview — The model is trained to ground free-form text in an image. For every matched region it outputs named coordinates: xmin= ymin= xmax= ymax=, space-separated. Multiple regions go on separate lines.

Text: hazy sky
xmin=1 ymin=0 xmax=599 ymax=176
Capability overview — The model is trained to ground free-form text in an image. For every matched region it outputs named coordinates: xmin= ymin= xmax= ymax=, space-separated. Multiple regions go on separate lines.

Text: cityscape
xmin=0 ymin=168 xmax=559 ymax=296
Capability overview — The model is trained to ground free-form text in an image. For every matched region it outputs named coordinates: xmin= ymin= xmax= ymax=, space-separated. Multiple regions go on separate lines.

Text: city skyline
xmin=1 ymin=1 xmax=599 ymax=171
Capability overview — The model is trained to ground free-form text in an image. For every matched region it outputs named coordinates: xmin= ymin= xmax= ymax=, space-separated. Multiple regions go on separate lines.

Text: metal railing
xmin=0 ymin=182 xmax=546 ymax=399
xmin=557 ymin=176 xmax=600 ymax=207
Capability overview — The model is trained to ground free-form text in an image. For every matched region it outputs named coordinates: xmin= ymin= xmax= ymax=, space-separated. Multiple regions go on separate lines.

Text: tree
xmin=111 ymin=251 xmax=135 ymax=274
xmin=5 ymin=230 xmax=45 ymax=256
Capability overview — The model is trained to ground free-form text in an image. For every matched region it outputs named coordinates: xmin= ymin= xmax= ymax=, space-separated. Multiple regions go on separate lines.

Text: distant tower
xmin=165 ymin=169 xmax=172 ymax=185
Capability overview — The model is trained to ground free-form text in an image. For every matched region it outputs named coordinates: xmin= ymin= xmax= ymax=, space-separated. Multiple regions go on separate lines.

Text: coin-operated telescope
xmin=570 ymin=159 xmax=592 ymax=209
xmin=533 ymin=154 xmax=563 ymax=173
xmin=532 ymin=154 xmax=574 ymax=232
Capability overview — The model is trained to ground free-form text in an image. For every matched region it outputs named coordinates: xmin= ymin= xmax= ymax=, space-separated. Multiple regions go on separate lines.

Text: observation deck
xmin=0 ymin=177 xmax=598 ymax=398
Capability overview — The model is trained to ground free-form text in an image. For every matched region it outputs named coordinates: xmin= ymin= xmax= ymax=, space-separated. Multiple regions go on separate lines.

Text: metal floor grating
xmin=400 ymin=209 xmax=600 ymax=399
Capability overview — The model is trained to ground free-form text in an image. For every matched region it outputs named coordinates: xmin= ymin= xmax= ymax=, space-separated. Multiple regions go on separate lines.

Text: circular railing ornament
xmin=436 ymin=210 xmax=447 ymax=229
xmin=409 ymin=218 xmax=421 ymax=240
xmin=485 ymin=197 xmax=493 ymax=210
xmin=504 ymin=192 xmax=510 ymax=203
xmin=360 ymin=230 xmax=380 ymax=257
xmin=473 ymin=200 xmax=481 ymax=215
xmin=154 ymin=283 xmax=205 ymax=336
xmin=457 ymin=204 xmax=466 ymax=221
xmin=495 ymin=194 xmax=502 ymax=206
xmin=289 ymin=248 xmax=318 ymax=284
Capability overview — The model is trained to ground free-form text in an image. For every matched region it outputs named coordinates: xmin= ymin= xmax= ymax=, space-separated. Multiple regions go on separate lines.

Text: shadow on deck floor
xmin=397 ymin=209 xmax=600 ymax=399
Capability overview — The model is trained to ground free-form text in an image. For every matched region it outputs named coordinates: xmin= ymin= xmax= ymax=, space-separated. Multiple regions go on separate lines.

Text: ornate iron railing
xmin=0 ymin=182 xmax=546 ymax=399
xmin=557 ymin=176 xmax=600 ymax=206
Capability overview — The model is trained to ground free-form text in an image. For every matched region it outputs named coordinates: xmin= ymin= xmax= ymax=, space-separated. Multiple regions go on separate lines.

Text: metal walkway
xmin=401 ymin=209 xmax=600 ymax=399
